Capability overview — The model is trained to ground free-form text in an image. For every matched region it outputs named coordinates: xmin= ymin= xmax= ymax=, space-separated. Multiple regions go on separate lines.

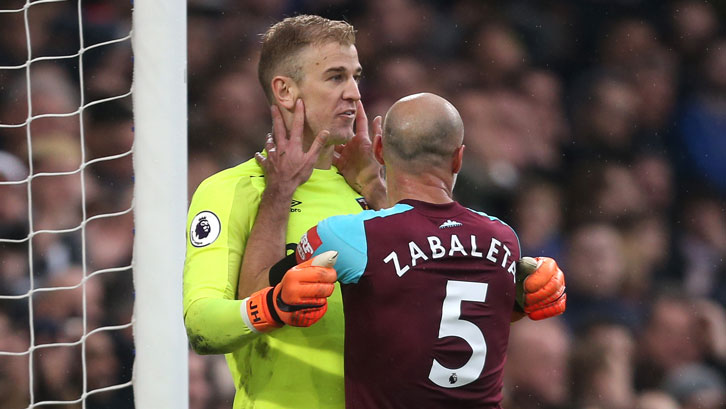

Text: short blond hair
xmin=258 ymin=15 xmax=356 ymax=102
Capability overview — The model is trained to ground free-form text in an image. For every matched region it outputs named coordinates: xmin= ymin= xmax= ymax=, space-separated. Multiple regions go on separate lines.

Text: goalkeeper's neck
xmin=312 ymin=145 xmax=336 ymax=170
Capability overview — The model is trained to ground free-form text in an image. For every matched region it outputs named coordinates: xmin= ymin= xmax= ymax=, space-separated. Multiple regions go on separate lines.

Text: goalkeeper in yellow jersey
xmin=183 ymin=15 xmax=385 ymax=408
xmin=183 ymin=15 xmax=565 ymax=409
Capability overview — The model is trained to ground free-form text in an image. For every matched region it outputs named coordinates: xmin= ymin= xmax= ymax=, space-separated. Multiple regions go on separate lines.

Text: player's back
xmin=339 ymin=199 xmax=519 ymax=408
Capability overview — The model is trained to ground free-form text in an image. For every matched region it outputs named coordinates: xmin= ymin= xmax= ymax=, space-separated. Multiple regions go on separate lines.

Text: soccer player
xmin=183 ymin=15 xmax=385 ymax=409
xmin=279 ymin=93 xmax=566 ymax=408
xmin=183 ymin=15 xmax=564 ymax=409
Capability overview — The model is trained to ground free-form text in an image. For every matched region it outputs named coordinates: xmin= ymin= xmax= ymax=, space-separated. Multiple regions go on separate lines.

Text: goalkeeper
xmin=183 ymin=15 xmax=385 ymax=409
xmin=183 ymin=15 xmax=564 ymax=409
xmin=270 ymin=92 xmax=565 ymax=408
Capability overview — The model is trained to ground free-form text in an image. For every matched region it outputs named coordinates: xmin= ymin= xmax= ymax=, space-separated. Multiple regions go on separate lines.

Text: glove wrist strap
xmin=242 ymin=287 xmax=283 ymax=333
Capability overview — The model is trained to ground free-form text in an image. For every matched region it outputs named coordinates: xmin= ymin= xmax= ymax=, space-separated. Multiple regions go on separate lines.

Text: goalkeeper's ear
xmin=271 ymin=76 xmax=299 ymax=111
xmin=269 ymin=253 xmax=298 ymax=286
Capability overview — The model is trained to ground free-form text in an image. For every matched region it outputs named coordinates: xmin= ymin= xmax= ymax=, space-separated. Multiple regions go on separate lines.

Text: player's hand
xmin=333 ymin=100 xmax=386 ymax=209
xmin=243 ymin=251 xmax=338 ymax=332
xmin=516 ymin=257 xmax=566 ymax=321
xmin=255 ymin=99 xmax=330 ymax=197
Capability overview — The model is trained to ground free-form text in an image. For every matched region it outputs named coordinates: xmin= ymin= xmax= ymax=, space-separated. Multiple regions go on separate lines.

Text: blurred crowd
xmin=1 ymin=0 xmax=725 ymax=408
xmin=0 ymin=0 xmax=135 ymax=407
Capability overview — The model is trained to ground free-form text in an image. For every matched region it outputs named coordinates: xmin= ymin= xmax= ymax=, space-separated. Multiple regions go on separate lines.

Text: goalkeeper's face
xmin=296 ymin=42 xmax=362 ymax=145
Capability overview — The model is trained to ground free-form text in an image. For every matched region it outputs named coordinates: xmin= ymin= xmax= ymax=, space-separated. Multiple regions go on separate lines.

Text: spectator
xmin=677 ymin=193 xmax=726 ymax=300
xmin=0 ymin=310 xmax=30 ymax=408
xmin=504 ymin=317 xmax=571 ymax=409
xmin=570 ymin=320 xmax=637 ymax=409
xmin=84 ymin=331 xmax=133 ymax=408
xmin=566 ymin=160 xmax=647 ymax=227
xmin=511 ymin=177 xmax=564 ymax=260
xmin=30 ymin=136 xmax=87 ymax=278
xmin=668 ymin=0 xmax=720 ymax=62
xmin=189 ymin=351 xmax=215 ymax=409
xmin=517 ymin=69 xmax=568 ymax=172
xmin=635 ymin=293 xmax=707 ymax=391
xmin=677 ymin=38 xmax=726 ymax=194
xmin=568 ymin=70 xmax=641 ymax=163
xmin=621 ymin=215 xmax=674 ymax=298
xmin=0 ymin=66 xmax=80 ymax=157
xmin=469 ymin=21 xmax=528 ymax=88
xmin=635 ymin=390 xmax=681 ymax=409
xmin=33 ymin=266 xmax=104 ymax=331
xmin=84 ymin=98 xmax=134 ymax=192
xmin=561 ymin=222 xmax=642 ymax=331
xmin=194 ymin=69 xmax=270 ymax=165
xmin=0 ymin=150 xmax=28 ymax=241
xmin=663 ymin=364 xmax=726 ymax=409
xmin=632 ymin=153 xmax=675 ymax=214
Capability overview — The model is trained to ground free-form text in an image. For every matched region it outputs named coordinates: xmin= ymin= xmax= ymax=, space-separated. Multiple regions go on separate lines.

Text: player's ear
xmin=452 ymin=144 xmax=464 ymax=174
xmin=373 ymin=132 xmax=384 ymax=165
xmin=271 ymin=76 xmax=299 ymax=111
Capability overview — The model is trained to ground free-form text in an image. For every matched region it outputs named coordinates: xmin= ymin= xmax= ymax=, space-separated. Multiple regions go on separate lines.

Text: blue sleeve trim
xmin=314 ymin=203 xmax=413 ymax=284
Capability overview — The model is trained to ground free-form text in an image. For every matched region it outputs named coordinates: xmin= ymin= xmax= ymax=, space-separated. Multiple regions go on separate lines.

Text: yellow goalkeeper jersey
xmin=183 ymin=157 xmax=368 ymax=409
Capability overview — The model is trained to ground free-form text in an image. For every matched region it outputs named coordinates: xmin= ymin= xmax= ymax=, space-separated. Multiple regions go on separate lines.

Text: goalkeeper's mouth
xmin=337 ymin=109 xmax=356 ymax=120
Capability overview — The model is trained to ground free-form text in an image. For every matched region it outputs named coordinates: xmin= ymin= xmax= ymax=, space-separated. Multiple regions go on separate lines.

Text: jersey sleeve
xmin=503 ymin=221 xmax=521 ymax=265
xmin=494 ymin=218 xmax=521 ymax=280
xmin=295 ymin=213 xmax=370 ymax=284
xmin=183 ymin=175 xmax=261 ymax=354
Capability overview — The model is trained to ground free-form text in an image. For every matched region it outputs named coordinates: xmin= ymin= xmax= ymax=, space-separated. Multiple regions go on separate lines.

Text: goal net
xmin=0 ymin=1 xmax=187 ymax=407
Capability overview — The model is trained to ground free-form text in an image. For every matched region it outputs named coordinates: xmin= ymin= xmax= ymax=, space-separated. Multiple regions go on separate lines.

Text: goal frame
xmin=131 ymin=1 xmax=188 ymax=407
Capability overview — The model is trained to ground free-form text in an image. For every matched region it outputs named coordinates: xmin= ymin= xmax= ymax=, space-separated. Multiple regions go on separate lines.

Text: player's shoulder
xmin=465 ymin=207 xmax=518 ymax=238
xmin=323 ymin=202 xmax=414 ymax=228
xmin=193 ymin=157 xmax=263 ymax=197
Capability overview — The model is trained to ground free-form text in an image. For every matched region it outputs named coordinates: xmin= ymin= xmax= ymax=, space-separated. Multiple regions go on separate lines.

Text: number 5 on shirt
xmin=428 ymin=280 xmax=488 ymax=388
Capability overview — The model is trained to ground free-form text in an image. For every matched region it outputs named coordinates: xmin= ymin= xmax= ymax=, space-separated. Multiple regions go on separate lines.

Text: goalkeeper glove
xmin=242 ymin=251 xmax=338 ymax=332
xmin=516 ymin=256 xmax=566 ymax=321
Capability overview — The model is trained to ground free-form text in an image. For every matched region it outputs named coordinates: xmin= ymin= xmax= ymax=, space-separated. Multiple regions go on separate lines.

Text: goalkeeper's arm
xmin=185 ymin=252 xmax=337 ymax=354
xmin=241 ymin=251 xmax=338 ymax=332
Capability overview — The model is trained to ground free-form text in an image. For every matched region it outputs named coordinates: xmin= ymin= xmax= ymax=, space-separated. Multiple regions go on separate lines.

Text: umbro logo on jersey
xmin=290 ymin=199 xmax=302 ymax=213
xmin=439 ymin=220 xmax=462 ymax=229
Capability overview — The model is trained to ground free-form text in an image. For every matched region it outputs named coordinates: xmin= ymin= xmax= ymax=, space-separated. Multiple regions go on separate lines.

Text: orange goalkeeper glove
xmin=516 ymin=256 xmax=566 ymax=321
xmin=242 ymin=251 xmax=338 ymax=332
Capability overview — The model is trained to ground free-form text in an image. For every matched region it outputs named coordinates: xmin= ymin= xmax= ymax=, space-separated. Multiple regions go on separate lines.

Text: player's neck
xmin=312 ymin=144 xmax=335 ymax=169
xmin=386 ymin=172 xmax=454 ymax=206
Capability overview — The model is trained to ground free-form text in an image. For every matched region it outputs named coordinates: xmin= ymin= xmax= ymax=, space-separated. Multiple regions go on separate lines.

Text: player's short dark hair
xmin=258 ymin=15 xmax=356 ymax=102
xmin=384 ymin=118 xmax=461 ymax=166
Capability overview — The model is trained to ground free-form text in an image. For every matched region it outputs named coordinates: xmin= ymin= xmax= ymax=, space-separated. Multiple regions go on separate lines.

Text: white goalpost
xmin=131 ymin=0 xmax=189 ymax=407
xmin=0 ymin=0 xmax=188 ymax=407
